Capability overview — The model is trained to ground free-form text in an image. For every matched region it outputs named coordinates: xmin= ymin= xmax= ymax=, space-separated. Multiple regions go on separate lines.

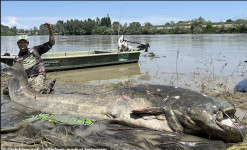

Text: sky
xmin=1 ymin=1 xmax=247 ymax=29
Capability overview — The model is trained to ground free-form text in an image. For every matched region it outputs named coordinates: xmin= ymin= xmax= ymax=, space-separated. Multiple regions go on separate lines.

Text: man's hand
xmin=44 ymin=22 xmax=52 ymax=31
xmin=44 ymin=22 xmax=55 ymax=46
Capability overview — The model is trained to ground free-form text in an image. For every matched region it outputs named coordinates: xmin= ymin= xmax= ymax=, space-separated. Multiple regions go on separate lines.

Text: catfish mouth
xmin=215 ymin=108 xmax=246 ymax=134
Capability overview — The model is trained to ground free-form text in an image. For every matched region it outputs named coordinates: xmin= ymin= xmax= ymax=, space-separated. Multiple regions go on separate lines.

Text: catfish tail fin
xmin=2 ymin=62 xmax=28 ymax=79
xmin=12 ymin=62 xmax=28 ymax=78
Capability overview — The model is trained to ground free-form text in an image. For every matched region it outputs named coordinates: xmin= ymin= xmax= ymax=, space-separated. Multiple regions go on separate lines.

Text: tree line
xmin=1 ymin=16 xmax=247 ymax=36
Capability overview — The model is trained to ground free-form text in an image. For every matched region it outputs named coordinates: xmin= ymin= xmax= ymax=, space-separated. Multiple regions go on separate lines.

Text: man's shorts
xmin=28 ymin=75 xmax=48 ymax=93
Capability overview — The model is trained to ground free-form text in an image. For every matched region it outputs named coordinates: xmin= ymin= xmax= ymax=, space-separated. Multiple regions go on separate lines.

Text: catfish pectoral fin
xmin=132 ymin=107 xmax=163 ymax=115
xmin=164 ymin=109 xmax=183 ymax=132
xmin=173 ymin=110 xmax=201 ymax=133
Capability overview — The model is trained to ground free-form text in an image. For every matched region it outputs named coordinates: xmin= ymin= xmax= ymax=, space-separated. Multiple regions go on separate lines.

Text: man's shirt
xmin=15 ymin=42 xmax=52 ymax=77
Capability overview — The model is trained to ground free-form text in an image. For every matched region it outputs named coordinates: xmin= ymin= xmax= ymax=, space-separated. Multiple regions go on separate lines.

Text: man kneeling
xmin=3 ymin=22 xmax=56 ymax=95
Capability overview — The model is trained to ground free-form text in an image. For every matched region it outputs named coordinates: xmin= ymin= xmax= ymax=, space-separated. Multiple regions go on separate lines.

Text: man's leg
xmin=47 ymin=78 xmax=56 ymax=94
xmin=28 ymin=75 xmax=48 ymax=94
xmin=28 ymin=75 xmax=56 ymax=94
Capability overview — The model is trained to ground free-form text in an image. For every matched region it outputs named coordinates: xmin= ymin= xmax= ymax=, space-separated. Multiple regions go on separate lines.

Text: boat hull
xmin=1 ymin=50 xmax=142 ymax=71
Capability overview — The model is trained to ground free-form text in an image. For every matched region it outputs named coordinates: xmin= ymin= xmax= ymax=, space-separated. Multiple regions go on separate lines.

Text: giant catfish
xmin=1 ymin=62 xmax=246 ymax=142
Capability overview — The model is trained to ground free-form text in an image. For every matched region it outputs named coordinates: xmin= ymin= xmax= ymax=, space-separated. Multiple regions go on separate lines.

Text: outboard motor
xmin=144 ymin=43 xmax=150 ymax=52
xmin=137 ymin=43 xmax=150 ymax=52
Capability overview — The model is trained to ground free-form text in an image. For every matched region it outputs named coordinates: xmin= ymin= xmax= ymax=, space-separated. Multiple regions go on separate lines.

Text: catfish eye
xmin=211 ymin=106 xmax=219 ymax=114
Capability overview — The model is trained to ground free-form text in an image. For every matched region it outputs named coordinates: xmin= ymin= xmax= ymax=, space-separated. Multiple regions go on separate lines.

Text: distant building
xmin=16 ymin=33 xmax=25 ymax=35
xmin=177 ymin=21 xmax=192 ymax=25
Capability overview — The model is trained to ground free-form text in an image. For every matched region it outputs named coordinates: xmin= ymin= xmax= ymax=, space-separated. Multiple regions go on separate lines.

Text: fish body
xmin=2 ymin=62 xmax=246 ymax=142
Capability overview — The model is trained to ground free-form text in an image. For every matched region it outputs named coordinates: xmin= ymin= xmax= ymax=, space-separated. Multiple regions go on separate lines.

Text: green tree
xmin=217 ymin=24 xmax=226 ymax=33
xmin=10 ymin=26 xmax=17 ymax=35
xmin=234 ymin=19 xmax=247 ymax=33
xmin=191 ymin=17 xmax=206 ymax=34
xmin=96 ymin=17 xmax=101 ymax=26
xmin=1 ymin=25 xmax=16 ymax=36
xmin=33 ymin=26 xmax=38 ymax=35
xmin=112 ymin=21 xmax=121 ymax=35
xmin=165 ymin=22 xmax=171 ymax=26
xmin=204 ymin=21 xmax=216 ymax=33
xmin=55 ymin=20 xmax=65 ymax=35
xmin=226 ymin=19 xmax=233 ymax=23
xmin=100 ymin=17 xmax=111 ymax=27
xmin=170 ymin=21 xmax=175 ymax=26
xmin=83 ymin=18 xmax=97 ymax=35
xmin=128 ymin=22 xmax=142 ymax=34
xmin=122 ymin=23 xmax=128 ymax=34
xmin=39 ymin=24 xmax=49 ymax=35
xmin=142 ymin=22 xmax=153 ymax=34
xmin=94 ymin=26 xmax=104 ymax=35
xmin=1 ymin=24 xmax=10 ymax=36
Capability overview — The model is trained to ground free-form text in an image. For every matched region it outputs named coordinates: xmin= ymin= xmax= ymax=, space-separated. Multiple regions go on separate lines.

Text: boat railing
xmin=42 ymin=51 xmax=97 ymax=58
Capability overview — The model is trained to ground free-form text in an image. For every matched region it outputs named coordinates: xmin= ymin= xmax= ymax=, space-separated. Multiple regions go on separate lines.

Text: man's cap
xmin=17 ymin=35 xmax=29 ymax=42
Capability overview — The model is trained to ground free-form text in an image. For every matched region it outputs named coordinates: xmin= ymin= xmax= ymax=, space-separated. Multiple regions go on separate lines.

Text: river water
xmin=2 ymin=34 xmax=247 ymax=92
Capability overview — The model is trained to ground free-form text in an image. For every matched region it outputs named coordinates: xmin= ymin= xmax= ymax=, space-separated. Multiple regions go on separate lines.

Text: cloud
xmin=2 ymin=16 xmax=19 ymax=26
xmin=2 ymin=16 xmax=88 ymax=29
xmin=1 ymin=16 xmax=31 ymax=29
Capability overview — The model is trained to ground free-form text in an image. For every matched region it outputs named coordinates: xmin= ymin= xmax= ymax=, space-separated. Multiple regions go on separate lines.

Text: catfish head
xmin=186 ymin=102 xmax=247 ymax=143
xmin=131 ymin=86 xmax=247 ymax=143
